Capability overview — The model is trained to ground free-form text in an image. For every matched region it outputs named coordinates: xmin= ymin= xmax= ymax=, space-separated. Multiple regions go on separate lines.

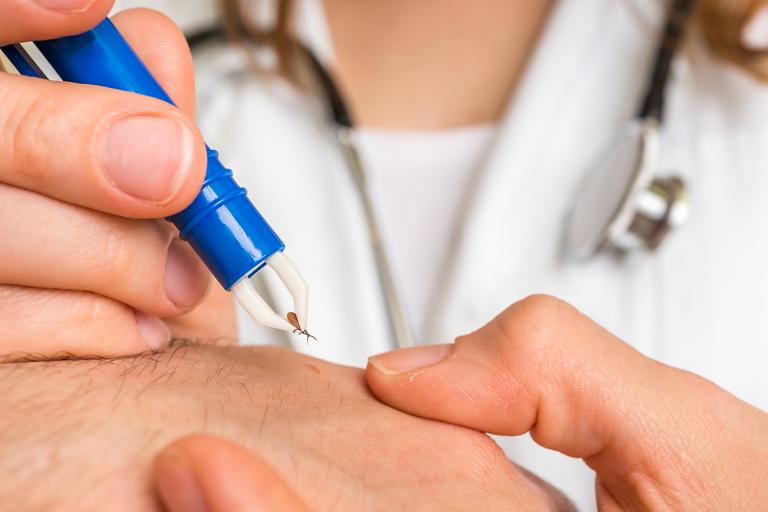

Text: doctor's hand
xmin=0 ymin=2 xmax=236 ymax=360
xmin=367 ymin=295 xmax=768 ymax=511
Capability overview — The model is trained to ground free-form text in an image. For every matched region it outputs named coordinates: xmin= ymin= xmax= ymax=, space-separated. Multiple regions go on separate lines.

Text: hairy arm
xmin=0 ymin=343 xmax=561 ymax=512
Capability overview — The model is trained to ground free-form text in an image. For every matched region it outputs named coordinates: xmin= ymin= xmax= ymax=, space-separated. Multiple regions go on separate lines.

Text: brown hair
xmin=219 ymin=0 xmax=768 ymax=82
xmin=219 ymin=0 xmax=302 ymax=83
xmin=698 ymin=0 xmax=768 ymax=81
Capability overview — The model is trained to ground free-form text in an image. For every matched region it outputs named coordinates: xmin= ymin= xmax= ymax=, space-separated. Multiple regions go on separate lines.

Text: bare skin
xmin=0 ymin=344 xmax=568 ymax=512
xmin=324 ymin=0 xmax=556 ymax=129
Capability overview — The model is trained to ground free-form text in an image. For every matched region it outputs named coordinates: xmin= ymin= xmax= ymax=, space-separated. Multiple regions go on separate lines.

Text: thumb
xmin=366 ymin=295 xmax=768 ymax=510
xmin=154 ymin=434 xmax=311 ymax=512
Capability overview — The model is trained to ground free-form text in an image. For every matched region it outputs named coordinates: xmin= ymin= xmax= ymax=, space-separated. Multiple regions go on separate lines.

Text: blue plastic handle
xmin=4 ymin=19 xmax=284 ymax=290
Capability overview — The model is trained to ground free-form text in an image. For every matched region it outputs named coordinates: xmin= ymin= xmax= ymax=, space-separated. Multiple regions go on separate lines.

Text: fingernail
xmin=101 ymin=115 xmax=193 ymax=203
xmin=134 ymin=310 xmax=171 ymax=350
xmin=164 ymin=239 xmax=209 ymax=309
xmin=368 ymin=344 xmax=453 ymax=375
xmin=33 ymin=0 xmax=96 ymax=13
xmin=155 ymin=448 xmax=209 ymax=512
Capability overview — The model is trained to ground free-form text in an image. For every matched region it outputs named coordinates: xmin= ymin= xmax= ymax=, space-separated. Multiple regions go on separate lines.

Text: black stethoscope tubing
xmin=638 ymin=0 xmax=695 ymax=122
xmin=185 ymin=25 xmax=354 ymax=130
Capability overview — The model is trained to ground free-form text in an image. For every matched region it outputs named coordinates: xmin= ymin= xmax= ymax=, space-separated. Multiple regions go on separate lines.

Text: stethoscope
xmin=566 ymin=0 xmax=694 ymax=260
xmin=187 ymin=0 xmax=695 ymax=349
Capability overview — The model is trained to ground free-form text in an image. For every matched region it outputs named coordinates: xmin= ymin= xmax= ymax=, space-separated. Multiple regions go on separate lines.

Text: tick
xmin=287 ymin=312 xmax=317 ymax=343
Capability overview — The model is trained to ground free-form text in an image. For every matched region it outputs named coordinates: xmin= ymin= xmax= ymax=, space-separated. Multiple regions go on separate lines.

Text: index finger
xmin=0 ymin=0 xmax=114 ymax=45
xmin=365 ymin=295 xmax=682 ymax=464
xmin=112 ymin=8 xmax=197 ymax=117
xmin=0 ymin=8 xmax=206 ymax=218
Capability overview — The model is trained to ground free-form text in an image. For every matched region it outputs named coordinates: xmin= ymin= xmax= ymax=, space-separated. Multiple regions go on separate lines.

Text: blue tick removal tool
xmin=1 ymin=19 xmax=309 ymax=334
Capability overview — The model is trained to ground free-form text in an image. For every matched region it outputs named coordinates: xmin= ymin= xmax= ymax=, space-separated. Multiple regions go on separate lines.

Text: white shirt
xmin=357 ymin=125 xmax=498 ymax=339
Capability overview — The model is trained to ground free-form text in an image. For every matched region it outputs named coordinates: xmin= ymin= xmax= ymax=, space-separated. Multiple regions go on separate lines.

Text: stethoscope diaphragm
xmin=564 ymin=117 xmax=689 ymax=260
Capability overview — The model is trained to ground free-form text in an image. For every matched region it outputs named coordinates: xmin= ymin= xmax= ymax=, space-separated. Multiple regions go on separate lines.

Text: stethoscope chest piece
xmin=565 ymin=118 xmax=689 ymax=261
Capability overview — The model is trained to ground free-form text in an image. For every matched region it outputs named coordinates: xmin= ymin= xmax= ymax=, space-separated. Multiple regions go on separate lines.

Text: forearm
xmin=0 ymin=344 xmax=340 ymax=511
xmin=0 ymin=343 xmax=553 ymax=512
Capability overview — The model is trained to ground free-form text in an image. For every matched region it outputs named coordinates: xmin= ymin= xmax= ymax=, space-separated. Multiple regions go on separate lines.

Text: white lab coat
xmin=115 ymin=1 xmax=768 ymax=509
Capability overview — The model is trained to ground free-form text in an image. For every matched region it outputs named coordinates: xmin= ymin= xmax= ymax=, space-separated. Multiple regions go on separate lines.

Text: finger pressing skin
xmin=0 ymin=285 xmax=170 ymax=358
xmin=0 ymin=184 xmax=210 ymax=316
xmin=367 ymin=295 xmax=768 ymax=510
xmin=0 ymin=71 xmax=206 ymax=217
xmin=372 ymin=296 xmax=653 ymax=447
xmin=111 ymin=8 xmax=196 ymax=116
xmin=154 ymin=435 xmax=311 ymax=512
xmin=0 ymin=0 xmax=113 ymax=46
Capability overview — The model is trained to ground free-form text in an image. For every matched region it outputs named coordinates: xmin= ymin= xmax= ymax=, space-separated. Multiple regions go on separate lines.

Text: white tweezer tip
xmin=232 ymin=280 xmax=294 ymax=332
xmin=267 ymin=252 xmax=310 ymax=330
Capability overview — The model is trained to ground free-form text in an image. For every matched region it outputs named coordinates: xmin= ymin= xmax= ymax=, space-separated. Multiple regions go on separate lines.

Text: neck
xmin=323 ymin=0 xmax=555 ymax=130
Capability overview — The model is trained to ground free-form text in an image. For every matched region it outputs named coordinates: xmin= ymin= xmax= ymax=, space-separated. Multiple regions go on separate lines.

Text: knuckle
xmin=68 ymin=291 xmax=129 ymax=343
xmin=72 ymin=292 xmax=109 ymax=332
xmin=485 ymin=295 xmax=586 ymax=393
xmin=517 ymin=294 xmax=576 ymax=325
xmin=0 ymin=82 xmax=55 ymax=188
xmin=496 ymin=294 xmax=577 ymax=351
xmin=92 ymin=219 xmax=169 ymax=286
xmin=92 ymin=222 xmax=137 ymax=280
